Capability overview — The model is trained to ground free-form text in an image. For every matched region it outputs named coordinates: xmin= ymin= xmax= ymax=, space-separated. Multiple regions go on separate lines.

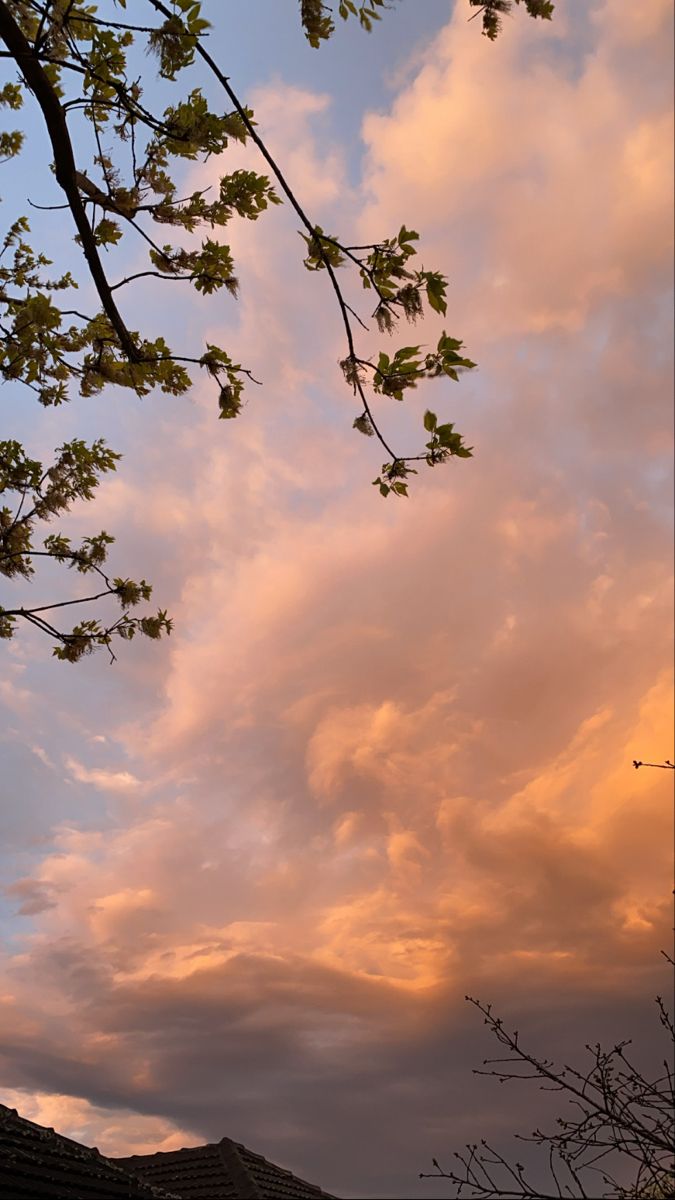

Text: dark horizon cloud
xmin=1 ymin=947 xmax=671 ymax=1197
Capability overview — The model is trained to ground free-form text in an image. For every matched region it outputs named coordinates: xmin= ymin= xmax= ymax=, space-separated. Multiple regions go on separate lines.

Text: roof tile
xmin=114 ymin=1137 xmax=339 ymax=1200
xmin=0 ymin=1103 xmax=180 ymax=1199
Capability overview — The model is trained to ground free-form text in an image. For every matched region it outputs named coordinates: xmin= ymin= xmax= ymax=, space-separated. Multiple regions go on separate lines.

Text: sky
xmin=0 ymin=1 xmax=673 ymax=1198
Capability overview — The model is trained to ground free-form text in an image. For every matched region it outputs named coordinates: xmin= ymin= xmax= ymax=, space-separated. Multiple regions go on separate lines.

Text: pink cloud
xmin=0 ymin=1089 xmax=199 ymax=1157
xmin=64 ymin=756 xmax=142 ymax=793
xmin=360 ymin=0 xmax=673 ymax=338
xmin=0 ymin=5 xmax=671 ymax=1194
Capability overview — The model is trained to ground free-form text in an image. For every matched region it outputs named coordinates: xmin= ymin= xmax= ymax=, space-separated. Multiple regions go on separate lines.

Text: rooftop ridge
xmin=218 ymin=1136 xmax=263 ymax=1199
xmin=114 ymin=1135 xmax=339 ymax=1198
xmin=0 ymin=1104 xmax=181 ymax=1198
xmin=228 ymin=1137 xmax=334 ymax=1197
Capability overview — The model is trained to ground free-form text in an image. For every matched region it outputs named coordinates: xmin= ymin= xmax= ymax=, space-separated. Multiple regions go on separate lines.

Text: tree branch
xmin=0 ymin=1 xmax=139 ymax=362
xmin=146 ymin=0 xmax=402 ymax=465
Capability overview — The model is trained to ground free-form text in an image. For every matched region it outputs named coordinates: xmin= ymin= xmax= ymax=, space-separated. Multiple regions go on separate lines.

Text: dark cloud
xmin=4 ymin=878 xmax=61 ymax=916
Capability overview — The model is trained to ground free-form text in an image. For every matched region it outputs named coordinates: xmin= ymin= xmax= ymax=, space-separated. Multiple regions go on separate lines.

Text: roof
xmin=114 ymin=1138 xmax=339 ymax=1200
xmin=0 ymin=1102 xmax=180 ymax=1199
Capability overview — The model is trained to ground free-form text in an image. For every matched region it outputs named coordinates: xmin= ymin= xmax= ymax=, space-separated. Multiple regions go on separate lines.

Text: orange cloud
xmin=360 ymin=0 xmax=673 ymax=338
xmin=0 ymin=5 xmax=671 ymax=1194
xmin=0 ymin=1089 xmax=199 ymax=1157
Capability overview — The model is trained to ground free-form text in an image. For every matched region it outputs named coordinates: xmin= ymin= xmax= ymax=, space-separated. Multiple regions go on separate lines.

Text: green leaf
xmin=424 ymin=271 xmax=448 ymax=316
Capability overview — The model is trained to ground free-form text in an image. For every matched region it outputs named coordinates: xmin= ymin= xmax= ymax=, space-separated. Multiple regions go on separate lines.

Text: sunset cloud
xmin=64 ymin=757 xmax=142 ymax=793
xmin=360 ymin=0 xmax=673 ymax=338
xmin=0 ymin=3 xmax=672 ymax=1197
xmin=0 ymin=1089 xmax=199 ymax=1158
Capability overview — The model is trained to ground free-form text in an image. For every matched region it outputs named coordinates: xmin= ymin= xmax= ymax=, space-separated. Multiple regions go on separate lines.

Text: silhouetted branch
xmin=632 ymin=761 xmax=675 ymax=771
xmin=0 ymin=2 xmax=139 ymax=363
xmin=422 ymin=963 xmax=675 ymax=1199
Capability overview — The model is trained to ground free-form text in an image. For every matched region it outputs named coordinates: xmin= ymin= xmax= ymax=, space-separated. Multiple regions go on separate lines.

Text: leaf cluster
xmin=0 ymin=437 xmax=170 ymax=660
xmin=469 ymin=0 xmax=554 ymax=41
xmin=0 ymin=0 xmax=553 ymax=657
xmin=300 ymin=0 xmax=390 ymax=48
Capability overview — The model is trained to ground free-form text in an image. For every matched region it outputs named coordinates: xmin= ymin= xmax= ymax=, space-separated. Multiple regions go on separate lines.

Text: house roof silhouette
xmin=114 ymin=1138 xmax=338 ymax=1199
xmin=0 ymin=1102 xmax=338 ymax=1199
xmin=0 ymin=1102 xmax=179 ymax=1198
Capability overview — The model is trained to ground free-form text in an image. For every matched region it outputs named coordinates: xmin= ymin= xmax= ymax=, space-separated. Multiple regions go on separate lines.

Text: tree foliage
xmin=468 ymin=1 xmax=555 ymax=41
xmin=0 ymin=0 xmax=553 ymax=660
